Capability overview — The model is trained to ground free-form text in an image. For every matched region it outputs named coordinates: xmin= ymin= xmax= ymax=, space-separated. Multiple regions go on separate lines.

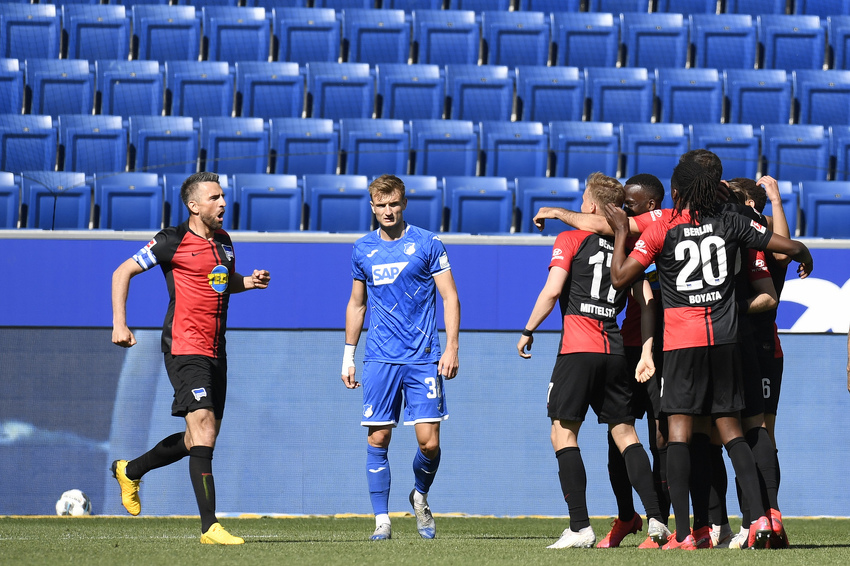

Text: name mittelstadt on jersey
xmin=580 ymin=303 xmax=617 ymax=318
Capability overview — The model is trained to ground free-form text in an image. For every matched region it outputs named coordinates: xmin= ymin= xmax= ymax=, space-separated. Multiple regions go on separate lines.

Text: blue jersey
xmin=351 ymin=223 xmax=451 ymax=364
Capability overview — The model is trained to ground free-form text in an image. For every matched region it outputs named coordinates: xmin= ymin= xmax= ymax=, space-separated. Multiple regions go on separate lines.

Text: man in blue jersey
xmin=341 ymin=174 xmax=461 ymax=541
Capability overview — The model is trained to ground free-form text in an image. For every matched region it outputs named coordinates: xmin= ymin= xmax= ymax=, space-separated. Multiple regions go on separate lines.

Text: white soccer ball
xmin=55 ymin=489 xmax=92 ymax=516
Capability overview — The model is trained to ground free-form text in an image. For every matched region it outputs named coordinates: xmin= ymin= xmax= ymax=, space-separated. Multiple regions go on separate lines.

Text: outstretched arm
xmin=534 ymin=206 xmax=641 ymax=236
xmin=604 ymin=204 xmax=648 ymax=289
xmin=341 ymin=279 xmax=367 ymax=389
xmin=758 ymin=175 xmax=792 ymax=266
xmin=517 ymin=266 xmax=568 ymax=359
xmin=112 ymin=259 xmax=145 ymax=348
xmin=764 ymin=233 xmax=813 ymax=279
xmin=435 ymin=270 xmax=460 ymax=380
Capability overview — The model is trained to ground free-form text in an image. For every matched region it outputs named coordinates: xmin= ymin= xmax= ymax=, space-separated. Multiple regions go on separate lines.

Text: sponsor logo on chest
xmin=373 ymin=262 xmax=409 ymax=285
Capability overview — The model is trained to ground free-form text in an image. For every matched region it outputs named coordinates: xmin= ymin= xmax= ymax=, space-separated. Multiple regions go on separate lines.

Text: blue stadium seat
xmin=385 ymin=0 xmax=443 ymax=10
xmin=828 ymin=16 xmax=850 ymax=70
xmin=723 ymin=69 xmax=791 ymax=126
xmin=0 ymin=4 xmax=61 ymax=60
xmin=314 ymin=0 xmax=374 ymax=7
xmin=342 ymin=9 xmax=410 ymax=65
xmin=25 ymin=59 xmax=94 ymax=118
xmin=688 ymin=14 xmax=756 ymax=70
xmin=235 ymin=61 xmax=303 ymax=119
xmin=549 ymin=121 xmax=618 ymax=181
xmin=306 ymin=62 xmax=374 ymax=119
xmin=449 ymin=0 xmax=512 ymax=10
xmin=93 ymin=172 xmax=163 ymax=230
xmin=131 ymin=5 xmax=201 ymax=63
xmin=761 ymin=124 xmax=829 ymax=182
xmin=515 ymin=176 xmax=582 ymax=235
xmin=410 ymin=119 xmax=478 ymax=177
xmin=620 ymin=13 xmax=687 ymax=69
xmin=587 ymin=0 xmax=651 ymax=12
xmin=165 ymin=61 xmax=233 ymax=117
xmin=412 ymin=10 xmax=480 ymax=66
xmin=376 ymin=63 xmax=444 ymax=120
xmin=163 ymin=173 xmax=235 ymax=229
xmin=393 ymin=174 xmax=442 ymax=233
xmin=199 ymin=116 xmax=269 ymax=175
xmin=655 ymin=67 xmax=722 ymax=125
xmin=515 ymin=66 xmax=584 ymax=123
xmin=793 ymin=70 xmax=850 ymax=127
xmin=202 ymin=7 xmax=271 ymax=63
xmin=303 ymin=173 xmax=371 ymax=232
xmin=445 ymin=64 xmax=513 ymax=122
xmin=61 ymin=5 xmax=130 ymax=61
xmin=584 ymin=67 xmax=653 ymax=124
xmin=443 ymin=175 xmax=512 ymax=234
xmin=757 ymin=15 xmax=825 ymax=71
xmin=0 ymin=171 xmax=19 ymax=228
xmin=58 ymin=114 xmax=127 ymax=175
xmin=95 ymin=60 xmax=163 ymax=117
xmin=795 ymin=0 xmax=850 ymax=16
xmin=251 ymin=0 xmax=308 ymax=7
xmin=481 ymin=11 xmax=550 ymax=68
xmin=657 ymin=0 xmax=717 ymax=14
xmin=520 ymin=0 xmax=581 ymax=11
xmin=273 ymin=7 xmax=340 ymax=65
xmin=175 ymin=0 xmax=240 ymax=6
xmin=799 ymin=180 xmax=850 ymax=238
xmin=129 ymin=115 xmax=197 ymax=175
xmin=0 ymin=114 xmax=57 ymax=173
xmin=550 ymin=12 xmax=619 ymax=69
xmin=479 ymin=121 xmax=548 ymax=179
xmin=269 ymin=117 xmax=338 ymax=175
xmin=234 ymin=173 xmax=301 ymax=231
xmin=761 ymin=179 xmax=798 ymax=236
xmin=340 ymin=118 xmax=409 ymax=177
xmin=726 ymin=0 xmax=788 ymax=15
xmin=21 ymin=171 xmax=90 ymax=230
xmin=0 ymin=58 xmax=22 ymax=114
xmin=688 ymin=123 xmax=759 ymax=180
xmin=830 ymin=125 xmax=850 ymax=180
xmin=619 ymin=123 xmax=688 ymax=180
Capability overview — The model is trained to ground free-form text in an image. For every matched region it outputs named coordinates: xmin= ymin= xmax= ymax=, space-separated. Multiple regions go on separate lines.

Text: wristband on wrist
xmin=342 ymin=343 xmax=356 ymax=375
xmin=522 ymin=328 xmax=534 ymax=337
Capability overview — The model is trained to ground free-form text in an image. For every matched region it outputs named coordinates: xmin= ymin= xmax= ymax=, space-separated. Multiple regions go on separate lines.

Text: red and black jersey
xmin=132 ymin=221 xmax=236 ymax=358
xmin=550 ymin=230 xmax=628 ymax=355
xmin=629 ymin=211 xmax=773 ymax=351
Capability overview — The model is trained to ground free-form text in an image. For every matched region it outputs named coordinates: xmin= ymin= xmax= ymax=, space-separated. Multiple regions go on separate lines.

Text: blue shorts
xmin=360 ymin=361 xmax=448 ymax=427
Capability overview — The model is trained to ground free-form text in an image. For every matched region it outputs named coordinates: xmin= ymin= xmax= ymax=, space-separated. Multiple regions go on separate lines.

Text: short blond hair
xmin=369 ymin=174 xmax=406 ymax=201
xmin=585 ymin=172 xmax=624 ymax=208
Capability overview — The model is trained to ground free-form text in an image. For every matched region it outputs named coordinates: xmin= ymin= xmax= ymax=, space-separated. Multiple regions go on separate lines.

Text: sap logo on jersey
xmin=373 ymin=262 xmax=409 ymax=285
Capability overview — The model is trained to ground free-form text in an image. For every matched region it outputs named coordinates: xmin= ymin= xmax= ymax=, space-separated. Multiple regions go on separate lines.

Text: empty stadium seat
xmin=393 ymin=174 xmax=442 ymax=233
xmin=0 ymin=4 xmax=61 ymax=60
xmin=515 ymin=176 xmax=582 ymax=235
xmin=93 ymin=172 xmax=163 ymax=230
xmin=449 ymin=0 xmax=512 ymax=10
xmin=413 ymin=10 xmax=480 ymax=66
xmin=795 ymin=0 xmax=850 ymax=16
xmin=21 ymin=171 xmax=90 ymax=230
xmin=0 ymin=58 xmax=22 ymax=114
xmin=410 ymin=119 xmax=478 ymax=177
xmin=655 ymin=67 xmax=722 ymax=125
xmin=62 ymin=5 xmax=130 ymax=61
xmin=385 ymin=0 xmax=443 ymax=10
xmin=199 ymin=116 xmax=269 ymax=175
xmin=723 ymin=69 xmax=791 ymax=126
xmin=235 ymin=61 xmax=303 ymax=119
xmin=339 ymin=118 xmax=409 ymax=177
xmin=828 ymin=16 xmax=850 ymax=70
xmin=445 ymin=64 xmax=513 ymax=122
xmin=376 ymin=63 xmax=444 ymax=120
xmin=58 ymin=114 xmax=127 ymax=175
xmin=234 ymin=173 xmax=301 ymax=231
xmin=761 ymin=179 xmax=798 ymax=236
xmin=481 ymin=11 xmax=550 ymax=68
xmin=0 ymin=171 xmax=19 ymax=228
xmin=314 ymin=0 xmax=374 ymax=8
xmin=657 ymin=0 xmax=718 ymax=14
xmin=129 ymin=115 xmax=198 ymax=175
xmin=761 ymin=124 xmax=829 ymax=182
xmin=520 ymin=0 xmax=581 ymax=11
xmin=587 ymin=0 xmax=651 ymax=12
xmin=799 ymin=180 xmax=850 ymax=238
xmin=202 ymin=7 xmax=271 ymax=63
xmin=689 ymin=14 xmax=757 ymax=70
xmin=131 ymin=5 xmax=201 ymax=63
xmin=688 ymin=123 xmax=759 ymax=180
xmin=793 ymin=70 xmax=850 ymax=127
xmin=620 ymin=122 xmax=688 ymax=180
xmin=342 ymin=9 xmax=410 ymax=65
xmin=164 ymin=173 xmax=235 ymax=229
xmin=25 ymin=59 xmax=94 ymax=118
xmin=95 ymin=60 xmax=164 ymax=117
xmin=515 ymin=66 xmax=584 ymax=123
xmin=303 ymin=173 xmax=371 ymax=232
xmin=620 ymin=12 xmax=688 ymax=69
xmin=175 ymin=0 xmax=240 ymax=6
xmin=0 ymin=114 xmax=57 ymax=173
xmin=443 ymin=175 xmax=512 ymax=234
xmin=584 ymin=67 xmax=654 ymax=124
xmin=252 ymin=0 xmax=308 ymax=7
xmin=269 ymin=117 xmax=338 ymax=175
xmin=726 ymin=0 xmax=788 ymax=15
xmin=273 ymin=7 xmax=340 ymax=65
xmin=306 ymin=62 xmax=374 ymax=119
xmin=165 ymin=61 xmax=233 ymax=117
xmin=550 ymin=12 xmax=619 ymax=69
xmin=549 ymin=121 xmax=618 ymax=181
xmin=830 ymin=125 xmax=850 ymax=180
xmin=479 ymin=121 xmax=548 ymax=179
xmin=757 ymin=15 xmax=825 ymax=71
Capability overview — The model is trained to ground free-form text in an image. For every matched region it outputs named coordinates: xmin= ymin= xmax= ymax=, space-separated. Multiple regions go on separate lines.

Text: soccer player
xmin=110 ymin=172 xmax=270 ymax=544
xmin=342 ymin=174 xmax=460 ymax=541
xmin=517 ymin=173 xmax=670 ymax=550
xmin=603 ymin=160 xmax=812 ymax=550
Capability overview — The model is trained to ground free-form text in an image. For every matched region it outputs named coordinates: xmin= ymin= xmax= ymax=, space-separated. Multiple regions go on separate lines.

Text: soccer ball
xmin=55 ymin=489 xmax=92 ymax=516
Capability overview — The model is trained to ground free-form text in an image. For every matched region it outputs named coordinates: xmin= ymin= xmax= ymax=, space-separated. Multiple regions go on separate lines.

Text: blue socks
xmin=366 ymin=445 xmax=391 ymax=516
xmin=413 ymin=447 xmax=441 ymax=495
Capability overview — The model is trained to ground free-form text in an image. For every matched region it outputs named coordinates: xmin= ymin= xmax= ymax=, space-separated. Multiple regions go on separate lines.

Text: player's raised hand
xmin=112 ymin=325 xmax=137 ymax=348
xmin=517 ymin=335 xmax=533 ymax=359
xmin=251 ymin=269 xmax=270 ymax=289
xmin=603 ymin=203 xmax=629 ymax=234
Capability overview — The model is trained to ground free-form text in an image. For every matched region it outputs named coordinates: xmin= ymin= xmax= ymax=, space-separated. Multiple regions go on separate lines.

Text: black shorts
xmin=739 ymin=332 xmax=766 ymax=418
xmin=548 ymin=352 xmax=634 ymax=425
xmin=625 ymin=345 xmax=662 ymax=420
xmin=164 ymin=353 xmax=227 ymax=419
xmin=756 ymin=346 xmax=784 ymax=416
xmin=661 ymin=343 xmax=745 ymax=416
